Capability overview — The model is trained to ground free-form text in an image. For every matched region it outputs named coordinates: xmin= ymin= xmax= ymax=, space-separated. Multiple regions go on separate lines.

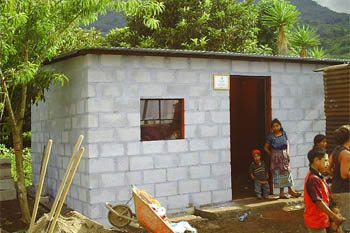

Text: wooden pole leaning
xmin=45 ymin=135 xmax=84 ymax=232
xmin=47 ymin=146 xmax=85 ymax=233
xmin=27 ymin=139 xmax=53 ymax=233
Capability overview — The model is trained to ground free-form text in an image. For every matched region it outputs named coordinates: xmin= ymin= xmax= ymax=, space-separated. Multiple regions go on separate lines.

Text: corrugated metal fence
xmin=323 ymin=64 xmax=350 ymax=152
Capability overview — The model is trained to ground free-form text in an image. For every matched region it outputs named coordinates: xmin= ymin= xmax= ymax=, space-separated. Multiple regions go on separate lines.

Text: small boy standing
xmin=304 ymin=148 xmax=345 ymax=233
xmin=249 ymin=149 xmax=270 ymax=199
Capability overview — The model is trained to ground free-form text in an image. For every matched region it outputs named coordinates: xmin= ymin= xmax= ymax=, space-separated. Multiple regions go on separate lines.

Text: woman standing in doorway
xmin=328 ymin=125 xmax=350 ymax=233
xmin=264 ymin=118 xmax=301 ymax=199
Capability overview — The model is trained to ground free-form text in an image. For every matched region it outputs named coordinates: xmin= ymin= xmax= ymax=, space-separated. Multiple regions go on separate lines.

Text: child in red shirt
xmin=304 ymin=148 xmax=345 ymax=233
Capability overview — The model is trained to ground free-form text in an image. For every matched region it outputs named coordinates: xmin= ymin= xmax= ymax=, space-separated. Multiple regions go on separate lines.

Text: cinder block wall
xmin=232 ymin=61 xmax=325 ymax=190
xmin=32 ymin=53 xmax=325 ymax=225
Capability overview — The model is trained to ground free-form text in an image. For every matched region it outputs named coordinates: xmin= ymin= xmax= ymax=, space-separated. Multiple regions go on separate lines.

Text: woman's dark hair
xmin=307 ymin=148 xmax=326 ymax=164
xmin=313 ymin=134 xmax=326 ymax=148
xmin=334 ymin=125 xmax=350 ymax=145
xmin=271 ymin=118 xmax=283 ymax=132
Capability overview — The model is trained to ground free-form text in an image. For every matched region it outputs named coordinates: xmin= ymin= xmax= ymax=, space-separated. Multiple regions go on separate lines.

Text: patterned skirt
xmin=273 ymin=169 xmax=294 ymax=188
xmin=271 ymin=150 xmax=294 ymax=188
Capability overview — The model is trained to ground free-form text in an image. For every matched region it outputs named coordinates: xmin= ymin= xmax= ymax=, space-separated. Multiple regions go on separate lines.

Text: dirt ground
xmin=0 ymin=197 xmax=49 ymax=232
xmin=188 ymin=208 xmax=305 ymax=233
xmin=0 ymin=198 xmax=305 ymax=233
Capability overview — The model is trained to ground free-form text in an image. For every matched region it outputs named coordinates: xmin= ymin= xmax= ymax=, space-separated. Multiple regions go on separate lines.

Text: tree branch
xmin=0 ymin=69 xmax=18 ymax=130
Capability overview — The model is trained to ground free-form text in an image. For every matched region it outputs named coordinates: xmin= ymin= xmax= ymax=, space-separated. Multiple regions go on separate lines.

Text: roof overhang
xmin=45 ymin=47 xmax=350 ymax=66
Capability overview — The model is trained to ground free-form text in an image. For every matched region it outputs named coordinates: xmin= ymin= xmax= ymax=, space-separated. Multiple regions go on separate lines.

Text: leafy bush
xmin=0 ymin=144 xmax=32 ymax=186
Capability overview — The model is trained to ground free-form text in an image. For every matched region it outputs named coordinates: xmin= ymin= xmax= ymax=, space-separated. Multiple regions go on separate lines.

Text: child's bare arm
xmin=250 ymin=173 xmax=255 ymax=180
xmin=315 ymin=201 xmax=346 ymax=225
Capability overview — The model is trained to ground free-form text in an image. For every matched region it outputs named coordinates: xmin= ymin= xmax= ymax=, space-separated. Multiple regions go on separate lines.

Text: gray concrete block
xmin=201 ymin=178 xmax=219 ymax=191
xmin=101 ymin=173 xmax=126 ymax=187
xmin=169 ymin=57 xmax=190 ymax=69
xmin=189 ymin=166 xmax=210 ymax=179
xmin=211 ymin=59 xmax=231 ymax=72
xmin=199 ymin=125 xmax=219 ymax=137
xmin=167 ymin=194 xmax=190 ymax=209
xmin=0 ymin=179 xmax=15 ymax=190
xmin=232 ymin=61 xmax=250 ymax=72
xmin=167 ymin=140 xmax=189 ymax=153
xmin=199 ymin=151 xmax=220 ymax=164
xmin=89 ymin=189 xmax=116 ymax=204
xmin=167 ymin=167 xmax=189 ymax=181
xmin=142 ymin=141 xmax=166 ymax=154
xmin=143 ymin=169 xmax=166 ymax=184
xmin=0 ymin=189 xmax=16 ymax=201
xmin=0 ymin=168 xmax=11 ymax=179
xmin=250 ymin=61 xmax=269 ymax=73
xmin=269 ymin=62 xmax=285 ymax=72
xmin=0 ymin=159 xmax=11 ymax=165
xmin=155 ymin=182 xmax=178 ymax=197
xmin=130 ymin=156 xmax=153 ymax=170
xmin=154 ymin=155 xmax=179 ymax=169
xmin=100 ymin=55 xmax=122 ymax=67
xmin=179 ymin=180 xmax=200 ymax=194
xmin=190 ymin=58 xmax=209 ymax=70
xmin=178 ymin=152 xmax=199 ymax=166
xmin=212 ymin=189 xmax=232 ymax=203
xmin=118 ymin=128 xmax=140 ymax=142
xmin=185 ymin=112 xmax=205 ymax=125
xmin=286 ymin=63 xmax=301 ymax=73
xmin=191 ymin=192 xmax=212 ymax=206
xmin=89 ymin=158 xmax=115 ymax=173
xmin=189 ymin=139 xmax=210 ymax=151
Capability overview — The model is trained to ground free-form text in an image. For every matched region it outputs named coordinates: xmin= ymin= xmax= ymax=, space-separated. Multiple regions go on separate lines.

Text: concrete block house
xmin=31 ymin=47 xmax=347 ymax=225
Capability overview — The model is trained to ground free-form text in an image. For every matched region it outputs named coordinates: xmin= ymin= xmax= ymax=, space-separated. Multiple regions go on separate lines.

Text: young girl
xmin=264 ymin=118 xmax=301 ymax=199
xmin=313 ymin=134 xmax=327 ymax=150
xmin=313 ymin=134 xmax=332 ymax=184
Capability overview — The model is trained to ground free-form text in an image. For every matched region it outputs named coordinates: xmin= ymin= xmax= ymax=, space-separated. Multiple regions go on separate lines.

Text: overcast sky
xmin=313 ymin=0 xmax=350 ymax=14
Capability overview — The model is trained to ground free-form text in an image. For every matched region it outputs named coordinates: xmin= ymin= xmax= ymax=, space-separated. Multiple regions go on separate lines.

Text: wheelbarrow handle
xmin=105 ymin=202 xmax=137 ymax=223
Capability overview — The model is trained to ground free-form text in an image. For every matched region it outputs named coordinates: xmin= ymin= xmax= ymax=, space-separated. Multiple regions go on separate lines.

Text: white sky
xmin=313 ymin=0 xmax=350 ymax=14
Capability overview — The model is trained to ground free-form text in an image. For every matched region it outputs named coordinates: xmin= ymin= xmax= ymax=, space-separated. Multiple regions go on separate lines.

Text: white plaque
xmin=213 ymin=74 xmax=230 ymax=90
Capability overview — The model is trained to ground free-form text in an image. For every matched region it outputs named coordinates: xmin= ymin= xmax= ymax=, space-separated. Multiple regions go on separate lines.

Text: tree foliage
xmin=261 ymin=0 xmax=300 ymax=55
xmin=107 ymin=0 xmax=260 ymax=53
xmin=0 ymin=0 xmax=163 ymax=223
xmin=288 ymin=25 xmax=320 ymax=57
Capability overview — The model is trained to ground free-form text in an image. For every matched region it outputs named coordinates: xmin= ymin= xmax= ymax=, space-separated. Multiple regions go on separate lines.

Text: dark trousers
xmin=254 ymin=180 xmax=270 ymax=196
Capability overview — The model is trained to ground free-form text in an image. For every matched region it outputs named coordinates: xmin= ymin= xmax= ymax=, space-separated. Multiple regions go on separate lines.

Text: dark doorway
xmin=230 ymin=76 xmax=271 ymax=199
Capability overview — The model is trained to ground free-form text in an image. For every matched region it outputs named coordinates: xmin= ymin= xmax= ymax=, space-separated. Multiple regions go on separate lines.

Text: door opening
xmin=230 ymin=76 xmax=271 ymax=199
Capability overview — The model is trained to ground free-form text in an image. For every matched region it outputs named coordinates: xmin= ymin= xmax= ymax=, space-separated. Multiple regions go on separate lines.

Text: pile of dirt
xmin=31 ymin=211 xmax=117 ymax=233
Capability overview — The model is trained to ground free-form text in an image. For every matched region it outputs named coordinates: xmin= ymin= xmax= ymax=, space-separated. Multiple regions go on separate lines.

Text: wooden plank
xmin=27 ymin=139 xmax=53 ymax=233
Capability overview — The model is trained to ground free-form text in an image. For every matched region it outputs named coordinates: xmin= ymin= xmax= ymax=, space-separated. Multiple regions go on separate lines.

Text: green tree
xmin=261 ymin=0 xmax=299 ymax=55
xmin=288 ymin=25 xmax=320 ymax=57
xmin=107 ymin=0 xmax=260 ymax=53
xmin=309 ymin=47 xmax=327 ymax=59
xmin=0 ymin=0 xmax=163 ymax=223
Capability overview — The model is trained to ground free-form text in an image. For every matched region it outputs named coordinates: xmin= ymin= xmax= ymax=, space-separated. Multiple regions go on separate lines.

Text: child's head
xmin=334 ymin=125 xmax=350 ymax=145
xmin=271 ymin=118 xmax=283 ymax=133
xmin=251 ymin=149 xmax=262 ymax=162
xmin=313 ymin=134 xmax=327 ymax=149
xmin=307 ymin=148 xmax=329 ymax=173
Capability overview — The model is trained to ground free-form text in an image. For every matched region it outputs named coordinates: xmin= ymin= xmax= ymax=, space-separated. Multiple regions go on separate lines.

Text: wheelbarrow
xmin=106 ymin=185 xmax=174 ymax=233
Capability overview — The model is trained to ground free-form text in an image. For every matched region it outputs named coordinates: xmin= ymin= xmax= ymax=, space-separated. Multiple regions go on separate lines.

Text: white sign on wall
xmin=213 ymin=74 xmax=230 ymax=90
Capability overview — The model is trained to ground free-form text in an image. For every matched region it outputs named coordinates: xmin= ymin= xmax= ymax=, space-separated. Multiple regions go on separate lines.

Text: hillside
xmin=88 ymin=0 xmax=350 ymax=58
xmin=290 ymin=0 xmax=350 ymax=58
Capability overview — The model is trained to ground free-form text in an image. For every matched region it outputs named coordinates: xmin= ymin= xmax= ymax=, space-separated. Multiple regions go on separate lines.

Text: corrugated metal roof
xmin=45 ymin=47 xmax=350 ymax=65
xmin=314 ymin=63 xmax=350 ymax=72
xmin=323 ymin=64 xmax=350 ymax=151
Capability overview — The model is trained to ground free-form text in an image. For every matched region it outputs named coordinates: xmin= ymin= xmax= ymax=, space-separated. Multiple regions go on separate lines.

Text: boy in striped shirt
xmin=249 ymin=149 xmax=270 ymax=199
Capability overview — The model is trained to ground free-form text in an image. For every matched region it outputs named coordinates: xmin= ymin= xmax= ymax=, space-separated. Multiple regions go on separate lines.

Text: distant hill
xmin=289 ymin=0 xmax=350 ymax=58
xmin=85 ymin=11 xmax=126 ymax=33
xmin=88 ymin=0 xmax=350 ymax=58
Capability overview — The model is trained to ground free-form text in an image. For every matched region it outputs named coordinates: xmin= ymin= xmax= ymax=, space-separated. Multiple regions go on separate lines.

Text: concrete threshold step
xmin=193 ymin=195 xmax=304 ymax=220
